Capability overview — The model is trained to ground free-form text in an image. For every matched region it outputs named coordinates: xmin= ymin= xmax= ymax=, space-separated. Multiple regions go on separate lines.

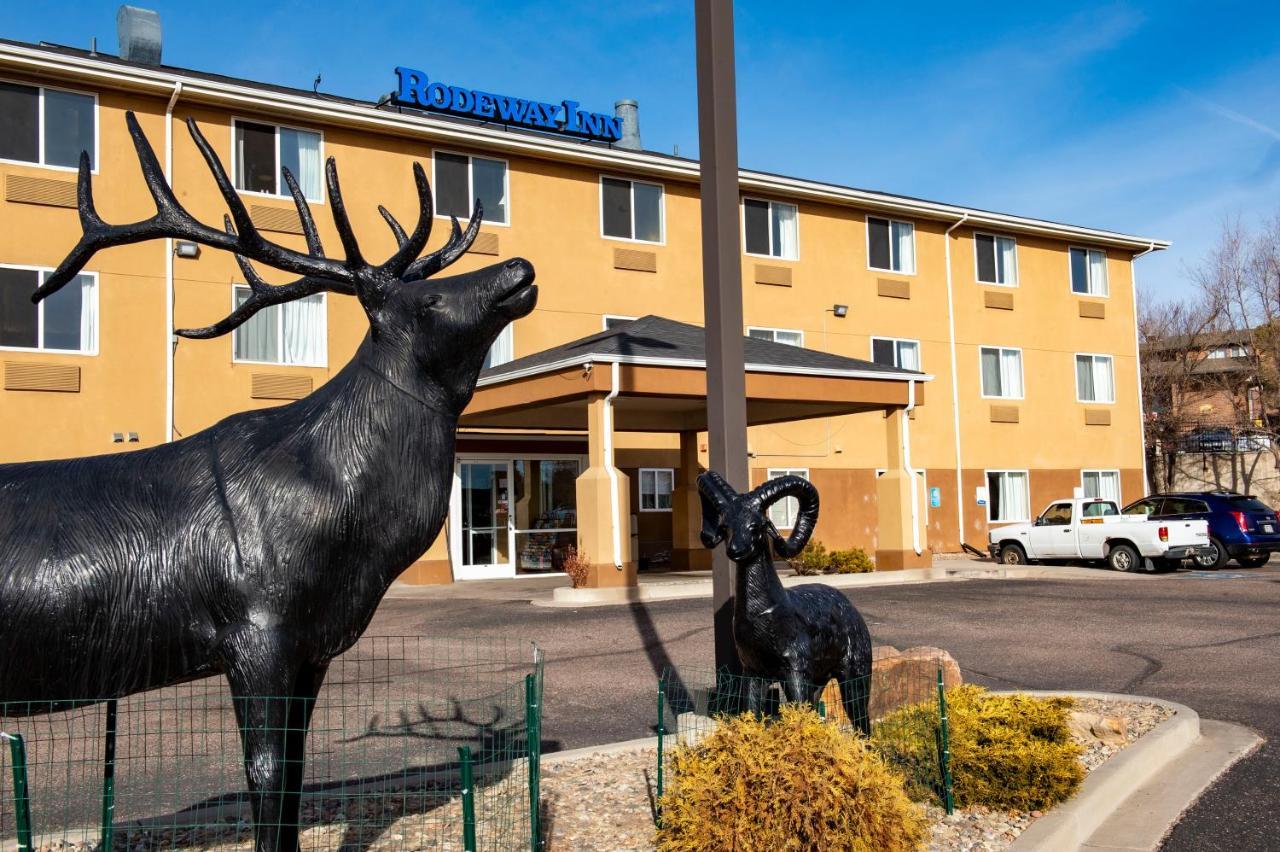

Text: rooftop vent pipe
xmin=614 ymin=99 xmax=642 ymax=150
xmin=117 ymin=5 xmax=162 ymax=65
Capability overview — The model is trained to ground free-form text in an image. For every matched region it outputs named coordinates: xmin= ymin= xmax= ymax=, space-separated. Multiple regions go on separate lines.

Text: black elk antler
xmin=33 ymin=111 xmax=476 ymax=337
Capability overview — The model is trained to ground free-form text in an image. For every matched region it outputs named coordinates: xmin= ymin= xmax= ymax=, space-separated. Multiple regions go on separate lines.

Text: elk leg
xmin=280 ymin=663 xmax=328 ymax=837
xmin=781 ymin=669 xmax=810 ymax=706
xmin=838 ymin=673 xmax=872 ymax=737
xmin=744 ymin=673 xmax=767 ymax=717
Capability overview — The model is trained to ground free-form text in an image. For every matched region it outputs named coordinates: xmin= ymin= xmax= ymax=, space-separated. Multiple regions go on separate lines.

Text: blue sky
xmin=5 ymin=1 xmax=1279 ymax=302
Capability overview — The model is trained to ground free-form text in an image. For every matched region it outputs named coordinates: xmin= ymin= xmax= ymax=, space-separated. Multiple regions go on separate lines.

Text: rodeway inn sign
xmin=393 ymin=67 xmax=624 ymax=143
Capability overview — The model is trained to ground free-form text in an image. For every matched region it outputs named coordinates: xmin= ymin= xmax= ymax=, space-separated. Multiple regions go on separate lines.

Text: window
xmin=603 ymin=314 xmax=637 ymax=330
xmin=986 ymin=470 xmax=1029 ymax=522
xmin=871 ymin=337 xmax=921 ymax=370
xmin=1207 ymin=345 xmax=1247 ymax=359
xmin=975 ymin=233 xmax=1017 ymax=285
xmin=231 ymin=286 xmax=325 ymax=366
xmin=1039 ymin=502 xmax=1072 ymax=525
xmin=867 ymin=217 xmax=916 ymax=274
xmin=0 ymin=266 xmax=97 ymax=353
xmin=483 ymin=324 xmax=514 ymax=369
xmin=0 ymin=82 xmax=96 ymax=169
xmin=1070 ymin=247 xmax=1108 ymax=296
xmin=766 ymin=468 xmax=809 ymax=528
xmin=1082 ymin=501 xmax=1119 ymax=517
xmin=434 ymin=151 xmax=508 ymax=224
xmin=233 ymin=120 xmax=322 ymax=201
xmin=748 ymin=327 xmax=803 ymax=347
xmin=1075 ymin=354 xmax=1115 ymax=403
xmin=639 ymin=468 xmax=674 ymax=511
xmin=980 ymin=346 xmax=1023 ymax=398
xmin=601 ymin=177 xmax=663 ymax=243
xmin=1162 ymin=497 xmax=1210 ymax=515
xmin=743 ymin=198 xmax=798 ymax=259
xmin=1081 ymin=470 xmax=1121 ymax=503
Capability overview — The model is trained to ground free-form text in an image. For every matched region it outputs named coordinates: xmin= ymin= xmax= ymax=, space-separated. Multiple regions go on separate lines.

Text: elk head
xmin=697 ymin=470 xmax=820 ymax=561
xmin=35 ymin=112 xmax=536 ymax=411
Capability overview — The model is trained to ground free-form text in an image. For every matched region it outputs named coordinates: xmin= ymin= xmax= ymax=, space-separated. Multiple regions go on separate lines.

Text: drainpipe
xmin=1131 ymin=241 xmax=1158 ymax=496
xmin=902 ymin=379 xmax=922 ymax=556
xmin=163 ymin=81 xmax=183 ymax=443
xmin=604 ymin=361 xmax=623 ymax=568
xmin=944 ymin=213 xmax=970 ymax=547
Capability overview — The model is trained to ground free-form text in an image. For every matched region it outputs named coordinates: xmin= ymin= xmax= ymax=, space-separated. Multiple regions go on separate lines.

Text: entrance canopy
xmin=462 ymin=315 xmax=930 ymax=432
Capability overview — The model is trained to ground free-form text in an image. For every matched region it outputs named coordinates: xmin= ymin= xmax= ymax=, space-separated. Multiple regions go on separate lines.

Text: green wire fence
xmin=1 ymin=636 xmax=544 ymax=851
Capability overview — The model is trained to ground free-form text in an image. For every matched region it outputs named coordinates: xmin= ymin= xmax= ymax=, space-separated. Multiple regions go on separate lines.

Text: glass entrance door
xmin=456 ymin=461 xmax=513 ymax=579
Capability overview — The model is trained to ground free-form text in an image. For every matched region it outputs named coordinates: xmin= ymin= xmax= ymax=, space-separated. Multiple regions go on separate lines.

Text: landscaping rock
xmin=870 ymin=646 xmax=963 ymax=717
xmin=1069 ymin=710 xmax=1129 ymax=746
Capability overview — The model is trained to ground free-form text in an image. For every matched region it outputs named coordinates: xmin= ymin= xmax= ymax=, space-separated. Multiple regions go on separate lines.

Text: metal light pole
xmin=695 ymin=0 xmax=748 ymax=673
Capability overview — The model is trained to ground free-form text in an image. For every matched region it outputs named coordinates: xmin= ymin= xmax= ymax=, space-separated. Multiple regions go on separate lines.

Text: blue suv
xmin=1123 ymin=491 xmax=1280 ymax=568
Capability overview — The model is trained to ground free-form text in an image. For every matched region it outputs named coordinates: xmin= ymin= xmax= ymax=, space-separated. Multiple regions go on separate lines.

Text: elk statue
xmin=697 ymin=470 xmax=873 ymax=735
xmin=0 ymin=112 xmax=536 ymax=850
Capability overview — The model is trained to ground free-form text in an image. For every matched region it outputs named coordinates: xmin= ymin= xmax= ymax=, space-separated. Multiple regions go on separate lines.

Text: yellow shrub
xmin=657 ymin=705 xmax=927 ymax=852
xmin=873 ymin=685 xmax=1084 ymax=811
xmin=787 ymin=542 xmax=874 ymax=575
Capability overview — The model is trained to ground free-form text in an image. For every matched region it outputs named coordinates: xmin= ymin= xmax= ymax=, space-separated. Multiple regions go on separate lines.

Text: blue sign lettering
xmin=393 ymin=66 xmax=623 ymax=143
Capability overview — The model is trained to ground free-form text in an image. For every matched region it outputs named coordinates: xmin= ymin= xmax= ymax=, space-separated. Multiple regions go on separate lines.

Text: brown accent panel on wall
xmin=1078 ymin=301 xmax=1106 ymax=319
xmin=251 ymin=373 xmax=313 ymax=400
xmin=249 ymin=205 xmax=304 ymax=235
xmin=877 ymin=278 xmax=910 ymax=299
xmin=4 ymin=361 xmax=81 ymax=392
xmin=614 ymin=248 xmax=658 ymax=273
xmin=984 ymin=290 xmax=1014 ymax=310
xmin=989 ymin=404 xmax=1020 ymax=423
xmin=6 ymin=174 xmax=77 ymax=208
xmin=753 ymin=264 xmax=791 ymax=286
xmin=1084 ymin=408 xmax=1112 ymax=425
xmin=469 ymin=231 xmax=500 ymax=256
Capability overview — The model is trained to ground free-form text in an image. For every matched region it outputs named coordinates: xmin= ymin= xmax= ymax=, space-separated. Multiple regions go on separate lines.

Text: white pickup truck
xmin=987 ymin=497 xmax=1211 ymax=573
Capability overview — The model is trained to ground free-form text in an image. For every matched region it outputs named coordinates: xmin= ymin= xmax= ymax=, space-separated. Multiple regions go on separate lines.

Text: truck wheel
xmin=1108 ymin=543 xmax=1139 ymax=572
xmin=1192 ymin=537 xmax=1228 ymax=569
xmin=1237 ymin=554 xmax=1270 ymax=568
xmin=998 ymin=543 xmax=1027 ymax=565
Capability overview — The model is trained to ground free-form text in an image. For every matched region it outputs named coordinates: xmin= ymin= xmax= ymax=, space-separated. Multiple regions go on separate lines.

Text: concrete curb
xmin=542 ymin=735 xmax=660 ymax=766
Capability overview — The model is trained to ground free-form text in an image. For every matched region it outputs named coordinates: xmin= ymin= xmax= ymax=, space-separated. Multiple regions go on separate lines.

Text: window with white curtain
xmin=748 ymin=327 xmax=803 ymax=347
xmin=743 ymin=198 xmax=798 ymax=259
xmin=434 ymin=152 xmax=509 ymax=224
xmin=231 ymin=286 xmax=326 ymax=366
xmin=639 ymin=468 xmax=674 ymax=511
xmin=0 ymin=265 xmax=97 ymax=353
xmin=979 ymin=346 xmax=1023 ymax=398
xmin=233 ymin=120 xmax=322 ymax=201
xmin=975 ymin=233 xmax=1017 ymax=285
xmin=1082 ymin=470 xmax=1121 ymax=502
xmin=986 ymin=470 xmax=1030 ymax=522
xmin=1070 ymin=247 xmax=1108 ymax=296
xmin=1076 ymin=354 xmax=1115 ymax=403
xmin=867 ymin=217 xmax=916 ymax=274
xmin=482 ymin=324 xmax=514 ymax=369
xmin=766 ymin=468 xmax=809 ymax=528
xmin=0 ymin=82 xmax=97 ymax=169
xmin=871 ymin=337 xmax=921 ymax=370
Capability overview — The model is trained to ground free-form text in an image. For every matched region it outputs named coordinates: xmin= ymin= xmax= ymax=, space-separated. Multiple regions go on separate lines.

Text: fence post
xmin=936 ymin=668 xmax=955 ymax=815
xmin=525 ymin=673 xmax=541 ymax=851
xmin=3 ymin=732 xmax=33 ymax=852
xmin=101 ymin=698 xmax=119 ymax=850
xmin=459 ymin=745 xmax=477 ymax=852
xmin=655 ymin=680 xmax=665 ymax=827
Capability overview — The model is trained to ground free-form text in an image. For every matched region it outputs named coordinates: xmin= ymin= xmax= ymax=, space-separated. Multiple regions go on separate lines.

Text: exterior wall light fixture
xmin=174 ymin=241 xmax=200 ymax=258
xmin=832 ymin=304 xmax=849 ymax=318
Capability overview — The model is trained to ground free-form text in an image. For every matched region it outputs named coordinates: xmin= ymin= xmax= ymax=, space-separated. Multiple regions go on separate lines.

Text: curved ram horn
xmin=751 ymin=475 xmax=819 ymax=558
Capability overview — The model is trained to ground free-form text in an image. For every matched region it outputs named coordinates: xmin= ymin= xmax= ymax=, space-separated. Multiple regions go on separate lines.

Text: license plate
xmin=1264 ymin=524 xmax=1274 ymax=533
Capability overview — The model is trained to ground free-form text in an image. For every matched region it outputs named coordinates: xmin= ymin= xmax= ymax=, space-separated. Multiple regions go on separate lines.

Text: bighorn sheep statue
xmin=698 ymin=471 xmax=872 ymax=734
xmin=0 ymin=112 xmax=537 ymax=850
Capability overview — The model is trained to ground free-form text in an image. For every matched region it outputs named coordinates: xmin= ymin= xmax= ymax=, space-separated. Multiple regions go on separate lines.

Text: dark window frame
xmin=231 ymin=117 xmax=325 ymax=203
xmin=0 ymin=79 xmax=98 ymax=171
xmin=600 ymin=175 xmax=665 ymax=243
xmin=432 ymin=149 xmax=510 ymax=225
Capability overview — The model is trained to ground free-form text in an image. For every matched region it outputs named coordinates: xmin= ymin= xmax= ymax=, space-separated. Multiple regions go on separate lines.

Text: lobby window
xmin=980 ymin=346 xmax=1024 ymax=399
xmin=0 ymin=265 xmax=97 ymax=353
xmin=232 ymin=285 xmax=326 ymax=366
xmin=0 ymin=82 xmax=96 ymax=169
xmin=748 ymin=327 xmax=804 ymax=347
xmin=1070 ymin=247 xmax=1108 ymax=296
xmin=601 ymin=177 xmax=663 ymax=243
xmin=1076 ymin=353 xmax=1115 ymax=403
xmin=483 ymin=325 xmax=514 ymax=369
xmin=871 ymin=337 xmax=921 ymax=370
xmin=975 ymin=233 xmax=1017 ymax=286
xmin=1082 ymin=469 xmax=1121 ymax=502
xmin=639 ymin=468 xmax=674 ymax=512
xmin=743 ymin=198 xmax=798 ymax=259
xmin=867 ymin=216 xmax=916 ymax=274
xmin=233 ymin=120 xmax=322 ymax=201
xmin=766 ymin=468 xmax=809 ymax=528
xmin=986 ymin=470 xmax=1029 ymax=522
xmin=435 ymin=151 xmax=508 ymax=224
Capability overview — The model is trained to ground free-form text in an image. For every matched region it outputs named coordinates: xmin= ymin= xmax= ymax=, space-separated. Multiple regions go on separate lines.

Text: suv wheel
xmin=1237 ymin=553 xmax=1270 ymax=568
xmin=1192 ymin=537 xmax=1229 ymax=569
xmin=998 ymin=543 xmax=1027 ymax=565
xmin=1108 ymin=543 xmax=1139 ymax=572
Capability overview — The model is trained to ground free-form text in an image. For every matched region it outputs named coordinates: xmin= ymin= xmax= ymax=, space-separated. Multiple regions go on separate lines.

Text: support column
xmin=576 ymin=393 xmax=636 ymax=587
xmin=876 ymin=407 xmax=930 ymax=571
xmin=671 ymin=431 xmax=711 ymax=571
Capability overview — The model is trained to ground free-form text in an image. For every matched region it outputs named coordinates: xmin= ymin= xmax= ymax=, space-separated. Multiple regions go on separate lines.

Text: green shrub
xmin=873 ymin=685 xmax=1084 ymax=811
xmin=657 ymin=705 xmax=927 ymax=852
xmin=829 ymin=547 xmax=875 ymax=574
xmin=787 ymin=542 xmax=874 ymax=575
xmin=787 ymin=540 xmax=830 ymax=575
